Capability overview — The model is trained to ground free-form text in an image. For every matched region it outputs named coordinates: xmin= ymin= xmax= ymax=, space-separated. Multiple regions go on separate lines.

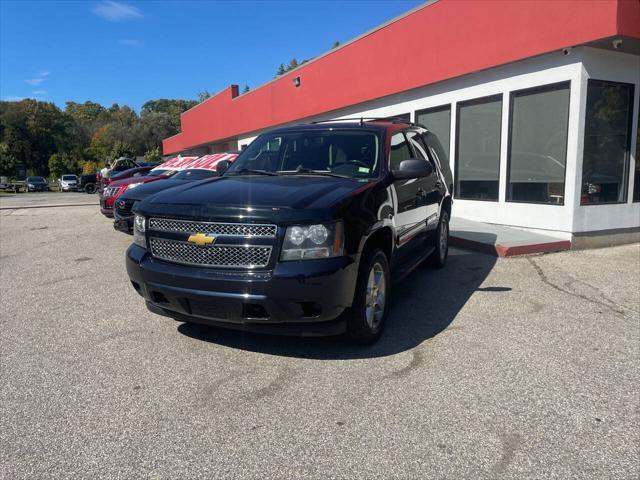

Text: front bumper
xmin=126 ymin=244 xmax=358 ymax=336
xmin=99 ymin=197 xmax=114 ymax=217
xmin=113 ymin=215 xmax=133 ymax=234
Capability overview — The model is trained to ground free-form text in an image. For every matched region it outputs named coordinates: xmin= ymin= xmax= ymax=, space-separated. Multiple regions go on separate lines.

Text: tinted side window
xmin=390 ymin=132 xmax=412 ymax=170
xmin=406 ymin=131 xmax=435 ymax=166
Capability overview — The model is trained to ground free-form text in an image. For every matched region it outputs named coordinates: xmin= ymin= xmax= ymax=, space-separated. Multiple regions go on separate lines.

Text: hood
xmin=109 ymin=175 xmax=168 ymax=188
xmin=137 ymin=175 xmax=373 ymax=224
xmin=119 ymin=177 xmax=191 ymax=202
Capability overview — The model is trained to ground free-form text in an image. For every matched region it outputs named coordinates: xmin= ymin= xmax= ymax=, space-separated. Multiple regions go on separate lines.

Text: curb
xmin=450 ymin=235 xmax=571 ymax=257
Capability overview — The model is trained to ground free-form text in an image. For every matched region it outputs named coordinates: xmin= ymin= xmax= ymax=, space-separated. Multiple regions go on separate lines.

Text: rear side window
xmin=406 ymin=131 xmax=434 ymax=166
xmin=389 ymin=132 xmax=412 ymax=170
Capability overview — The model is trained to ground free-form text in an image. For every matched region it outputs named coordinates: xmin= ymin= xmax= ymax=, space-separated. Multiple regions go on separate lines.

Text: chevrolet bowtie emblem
xmin=187 ymin=232 xmax=215 ymax=247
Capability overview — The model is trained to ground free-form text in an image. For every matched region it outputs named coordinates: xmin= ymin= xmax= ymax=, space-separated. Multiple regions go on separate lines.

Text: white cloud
xmin=2 ymin=96 xmax=25 ymax=102
xmin=39 ymin=71 xmax=50 ymax=77
xmin=33 ymin=90 xmax=47 ymax=95
xmin=25 ymin=78 xmax=44 ymax=86
xmin=119 ymin=39 xmax=143 ymax=47
xmin=93 ymin=1 xmax=143 ymax=21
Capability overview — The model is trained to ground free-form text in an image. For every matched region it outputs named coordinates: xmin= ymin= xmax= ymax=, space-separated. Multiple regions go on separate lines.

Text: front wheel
xmin=430 ymin=210 xmax=449 ymax=269
xmin=345 ymin=248 xmax=390 ymax=344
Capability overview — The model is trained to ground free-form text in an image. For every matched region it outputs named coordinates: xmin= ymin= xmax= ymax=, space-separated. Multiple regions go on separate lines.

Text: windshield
xmin=147 ymin=169 xmax=174 ymax=177
xmin=173 ymin=169 xmax=217 ymax=180
xmin=226 ymin=130 xmax=381 ymax=179
xmin=62 ymin=175 xmax=76 ymax=181
xmin=27 ymin=176 xmax=45 ymax=182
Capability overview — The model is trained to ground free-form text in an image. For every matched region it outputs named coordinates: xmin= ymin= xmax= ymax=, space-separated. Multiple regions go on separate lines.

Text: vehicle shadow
xmin=177 ymin=246 xmax=501 ymax=360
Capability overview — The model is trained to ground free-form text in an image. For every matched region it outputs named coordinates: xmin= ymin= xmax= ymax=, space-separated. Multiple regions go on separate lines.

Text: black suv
xmin=126 ymin=120 xmax=453 ymax=343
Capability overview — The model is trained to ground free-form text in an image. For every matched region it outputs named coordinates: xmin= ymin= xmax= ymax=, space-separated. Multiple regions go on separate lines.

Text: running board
xmin=391 ymin=246 xmax=435 ymax=283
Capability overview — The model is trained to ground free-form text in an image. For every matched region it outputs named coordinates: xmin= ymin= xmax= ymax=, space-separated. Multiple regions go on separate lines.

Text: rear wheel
xmin=430 ymin=210 xmax=449 ymax=269
xmin=85 ymin=183 xmax=96 ymax=194
xmin=345 ymin=248 xmax=390 ymax=344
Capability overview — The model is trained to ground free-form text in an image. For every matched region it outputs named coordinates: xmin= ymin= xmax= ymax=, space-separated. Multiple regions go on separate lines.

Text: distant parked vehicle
xmin=100 ymin=168 xmax=177 ymax=218
xmin=113 ymin=152 xmax=238 ymax=234
xmin=26 ymin=176 xmax=49 ymax=192
xmin=78 ymin=173 xmax=98 ymax=194
xmin=59 ymin=174 xmax=78 ymax=192
xmin=0 ymin=176 xmax=23 ymax=193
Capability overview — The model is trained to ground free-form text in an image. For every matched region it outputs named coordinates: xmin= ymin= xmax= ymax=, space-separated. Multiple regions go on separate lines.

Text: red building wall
xmin=164 ymin=0 xmax=640 ymax=154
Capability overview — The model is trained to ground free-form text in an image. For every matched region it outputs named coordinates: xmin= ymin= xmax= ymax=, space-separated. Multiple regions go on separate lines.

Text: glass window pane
xmin=582 ymin=80 xmax=634 ymax=204
xmin=507 ymin=82 xmax=570 ymax=204
xmin=390 ymin=132 xmax=412 ymax=170
xmin=634 ymin=105 xmax=639 ymax=202
xmin=416 ymin=106 xmax=451 ymax=165
xmin=455 ymin=96 xmax=502 ymax=200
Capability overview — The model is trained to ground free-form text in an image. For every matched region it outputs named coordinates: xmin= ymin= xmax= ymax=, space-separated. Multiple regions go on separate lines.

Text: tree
xmin=110 ymin=141 xmax=134 ymax=161
xmin=243 ymin=85 xmax=250 ymax=94
xmin=287 ymin=58 xmax=299 ymax=71
xmin=144 ymin=147 xmax=162 ymax=164
xmin=0 ymin=142 xmax=18 ymax=176
xmin=48 ymin=152 xmax=78 ymax=179
xmin=198 ymin=91 xmax=212 ymax=102
xmin=332 ymin=41 xmax=340 ymax=49
xmin=276 ymin=63 xmax=286 ymax=77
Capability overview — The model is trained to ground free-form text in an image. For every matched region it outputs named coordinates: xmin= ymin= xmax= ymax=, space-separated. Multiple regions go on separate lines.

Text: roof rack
xmin=310 ymin=117 xmax=418 ymax=126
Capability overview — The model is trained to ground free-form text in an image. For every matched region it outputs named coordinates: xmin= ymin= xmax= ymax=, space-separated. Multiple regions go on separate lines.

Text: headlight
xmin=127 ymin=182 xmax=143 ymax=190
xmin=280 ymin=222 xmax=343 ymax=261
xmin=133 ymin=214 xmax=146 ymax=247
xmin=28 ymin=184 xmax=34 ymax=187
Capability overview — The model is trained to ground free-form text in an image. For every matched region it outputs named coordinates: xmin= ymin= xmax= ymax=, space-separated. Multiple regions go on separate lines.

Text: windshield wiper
xmin=281 ymin=168 xmax=351 ymax=179
xmin=226 ymin=169 xmax=280 ymax=177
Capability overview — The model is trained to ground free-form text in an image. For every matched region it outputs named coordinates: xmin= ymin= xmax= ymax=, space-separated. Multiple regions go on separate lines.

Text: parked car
xmin=59 ymin=174 xmax=78 ymax=192
xmin=26 ymin=176 xmax=49 ymax=192
xmin=0 ymin=176 xmax=23 ymax=193
xmin=126 ymin=120 xmax=453 ymax=343
xmin=114 ymin=154 xmax=238 ymax=234
xmin=78 ymin=173 xmax=98 ymax=194
xmin=100 ymin=168 xmax=177 ymax=218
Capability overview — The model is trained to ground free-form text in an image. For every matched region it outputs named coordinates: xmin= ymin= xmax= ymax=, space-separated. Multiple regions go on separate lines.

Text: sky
xmin=0 ymin=0 xmax=423 ymax=111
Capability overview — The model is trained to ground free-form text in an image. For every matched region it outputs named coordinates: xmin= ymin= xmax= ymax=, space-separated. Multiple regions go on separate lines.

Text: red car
xmin=100 ymin=168 xmax=177 ymax=217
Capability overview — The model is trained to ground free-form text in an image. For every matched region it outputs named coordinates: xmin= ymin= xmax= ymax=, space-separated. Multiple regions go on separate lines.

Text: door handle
xmin=435 ymin=180 xmax=443 ymax=189
xmin=416 ymin=189 xmax=427 ymax=198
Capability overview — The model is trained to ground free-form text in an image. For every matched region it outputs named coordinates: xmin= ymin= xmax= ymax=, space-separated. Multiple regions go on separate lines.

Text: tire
xmin=345 ymin=248 xmax=390 ymax=344
xmin=430 ymin=209 xmax=449 ymax=269
xmin=85 ymin=183 xmax=96 ymax=194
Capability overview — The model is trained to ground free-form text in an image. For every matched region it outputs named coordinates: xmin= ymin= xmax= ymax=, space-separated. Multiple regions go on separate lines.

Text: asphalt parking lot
xmin=1 ymin=193 xmax=639 ymax=479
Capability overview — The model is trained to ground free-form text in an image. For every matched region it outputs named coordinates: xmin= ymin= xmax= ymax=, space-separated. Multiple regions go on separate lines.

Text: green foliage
xmin=198 ymin=91 xmax=212 ymax=103
xmin=144 ymin=147 xmax=162 ymax=164
xmin=48 ymin=152 xmax=78 ymax=179
xmin=109 ymin=141 xmax=134 ymax=161
xmin=287 ymin=58 xmax=299 ymax=70
xmin=0 ymin=142 xmax=18 ymax=176
xmin=276 ymin=64 xmax=286 ymax=77
xmin=81 ymin=160 xmax=100 ymax=175
xmin=0 ymin=96 xmax=198 ymax=177
xmin=243 ymin=85 xmax=250 ymax=94
xmin=332 ymin=40 xmax=340 ymax=49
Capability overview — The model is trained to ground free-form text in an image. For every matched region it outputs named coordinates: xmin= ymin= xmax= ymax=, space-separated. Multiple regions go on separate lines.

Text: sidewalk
xmin=450 ymin=217 xmax=571 ymax=257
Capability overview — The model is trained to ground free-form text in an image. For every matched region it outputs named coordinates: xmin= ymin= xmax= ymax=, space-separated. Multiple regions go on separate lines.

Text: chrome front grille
xmin=148 ymin=218 xmax=276 ymax=237
xmin=103 ymin=186 xmax=120 ymax=197
xmin=150 ymin=238 xmax=272 ymax=268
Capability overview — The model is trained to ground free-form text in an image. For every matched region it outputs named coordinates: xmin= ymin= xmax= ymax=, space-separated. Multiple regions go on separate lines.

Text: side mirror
xmin=392 ymin=159 xmax=434 ymax=180
xmin=216 ymin=160 xmax=231 ymax=176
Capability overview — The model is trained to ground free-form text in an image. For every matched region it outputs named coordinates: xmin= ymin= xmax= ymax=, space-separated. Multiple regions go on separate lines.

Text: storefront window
xmin=455 ymin=95 xmax=502 ymax=200
xmin=416 ymin=105 xmax=451 ymax=166
xmin=634 ymin=104 xmax=639 ymax=202
xmin=507 ymin=82 xmax=570 ymax=204
xmin=581 ymin=80 xmax=634 ymax=205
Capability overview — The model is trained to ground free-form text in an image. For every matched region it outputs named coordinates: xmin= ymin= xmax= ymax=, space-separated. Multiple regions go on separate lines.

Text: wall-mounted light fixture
xmin=293 ymin=76 xmax=301 ymax=87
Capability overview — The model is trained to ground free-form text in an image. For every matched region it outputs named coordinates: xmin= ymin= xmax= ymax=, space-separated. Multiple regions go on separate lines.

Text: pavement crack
xmin=248 ymin=366 xmax=296 ymax=400
xmin=527 ymin=258 xmax=626 ymax=316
